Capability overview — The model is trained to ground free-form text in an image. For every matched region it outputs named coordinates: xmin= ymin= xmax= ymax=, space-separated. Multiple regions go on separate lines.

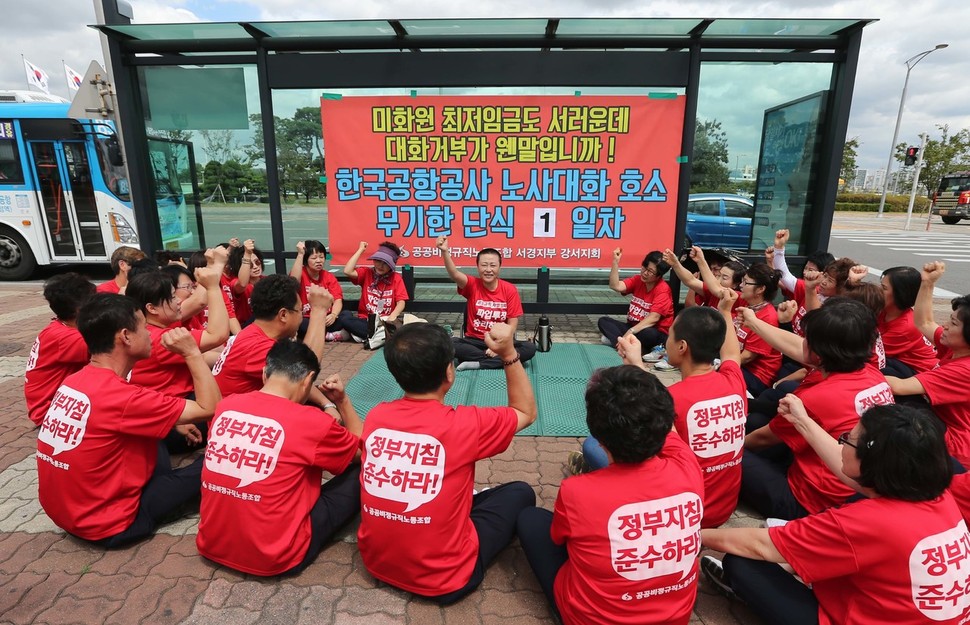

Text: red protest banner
xmin=321 ymin=95 xmax=684 ymax=269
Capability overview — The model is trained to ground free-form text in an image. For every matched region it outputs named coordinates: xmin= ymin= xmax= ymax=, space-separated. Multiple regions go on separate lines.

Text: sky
xmin=3 ymin=0 xmax=968 ymax=174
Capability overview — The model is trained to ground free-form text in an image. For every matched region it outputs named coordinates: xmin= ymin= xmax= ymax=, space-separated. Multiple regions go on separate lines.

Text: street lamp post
xmin=876 ymin=43 xmax=948 ymax=217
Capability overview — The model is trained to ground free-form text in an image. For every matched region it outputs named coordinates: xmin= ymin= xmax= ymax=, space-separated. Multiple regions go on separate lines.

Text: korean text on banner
xmin=321 ymin=96 xmax=685 ymax=269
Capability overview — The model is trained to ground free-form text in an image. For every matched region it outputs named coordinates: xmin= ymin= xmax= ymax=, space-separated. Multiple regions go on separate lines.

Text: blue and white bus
xmin=0 ymin=91 xmax=193 ymax=279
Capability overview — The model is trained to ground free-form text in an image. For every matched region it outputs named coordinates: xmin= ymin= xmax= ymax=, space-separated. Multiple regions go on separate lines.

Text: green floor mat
xmin=345 ymin=343 xmax=623 ymax=436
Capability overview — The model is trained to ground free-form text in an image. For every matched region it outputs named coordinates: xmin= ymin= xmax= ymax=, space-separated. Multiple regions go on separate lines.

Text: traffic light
xmin=905 ymin=146 xmax=919 ymax=166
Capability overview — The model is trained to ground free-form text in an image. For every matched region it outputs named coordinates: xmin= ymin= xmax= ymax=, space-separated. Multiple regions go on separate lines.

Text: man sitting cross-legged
xmin=197 ymin=340 xmax=362 ymax=576
xmin=436 ymin=236 xmax=537 ymax=370
xmin=36 ymin=293 xmax=219 ymax=547
xmin=357 ymin=322 xmax=537 ymax=604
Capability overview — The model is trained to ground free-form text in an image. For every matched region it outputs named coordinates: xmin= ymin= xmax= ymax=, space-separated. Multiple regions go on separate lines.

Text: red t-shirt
xmin=695 ymin=284 xmax=746 ymax=312
xmin=916 ymin=355 xmax=970 ymax=465
xmin=870 ymin=332 xmax=887 ymax=370
xmin=668 ymin=360 xmax=747 ymax=527
xmin=24 ymin=320 xmax=89 ymax=426
xmin=550 ymin=433 xmax=703 ymax=625
xmin=191 ymin=283 xmax=238 ymax=331
xmin=96 ymin=279 xmax=121 ymax=294
xmin=735 ymin=304 xmax=782 ymax=387
xmin=357 ymin=397 xmax=518 ymax=595
xmin=298 ymin=269 xmax=343 ymax=317
xmin=788 ymin=279 xmax=809 ymax=337
xmin=229 ymin=280 xmax=254 ymax=324
xmin=458 ymin=277 xmax=524 ymax=340
xmin=36 ymin=365 xmax=186 ymax=540
xmin=769 ymin=365 xmax=894 ymax=514
xmin=877 ymin=309 xmax=939 ymax=373
xmin=934 ymin=325 xmax=953 ymax=362
xmin=621 ymin=277 xmax=674 ymax=334
xmin=128 ymin=324 xmax=204 ymax=397
xmin=219 ymin=274 xmax=238 ymax=319
xmin=196 ymin=392 xmax=359 ymax=576
xmin=771 ymin=494 xmax=970 ymax=625
xmin=212 ymin=324 xmax=275 ymax=397
xmin=351 ymin=267 xmax=409 ymax=319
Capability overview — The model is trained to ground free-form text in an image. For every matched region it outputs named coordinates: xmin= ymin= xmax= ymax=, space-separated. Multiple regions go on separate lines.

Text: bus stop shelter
xmin=94 ymin=4 xmax=873 ymax=314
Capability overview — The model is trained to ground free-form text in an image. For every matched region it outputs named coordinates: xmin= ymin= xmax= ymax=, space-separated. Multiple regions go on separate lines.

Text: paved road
xmin=828 ymin=213 xmax=970 ymax=296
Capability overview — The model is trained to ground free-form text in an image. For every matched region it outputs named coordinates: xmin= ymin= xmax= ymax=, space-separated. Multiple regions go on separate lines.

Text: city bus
xmin=0 ymin=90 xmax=194 ymax=279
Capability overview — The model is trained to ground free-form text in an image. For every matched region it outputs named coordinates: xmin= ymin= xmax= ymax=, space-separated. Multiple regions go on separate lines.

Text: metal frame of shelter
xmin=94 ymin=3 xmax=873 ymax=315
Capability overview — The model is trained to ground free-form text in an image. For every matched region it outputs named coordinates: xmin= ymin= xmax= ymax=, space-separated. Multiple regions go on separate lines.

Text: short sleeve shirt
xmin=36 ymin=365 xmax=186 ymax=540
xmin=197 ymin=392 xmax=359 ymax=576
xmin=128 ymin=324 xmax=204 ymax=397
xmin=621 ymin=277 xmax=674 ymax=334
xmin=351 ymin=267 xmax=409 ymax=319
xmin=458 ymin=277 xmax=524 ymax=340
xmin=298 ymin=269 xmax=343 ymax=317
xmin=212 ymin=324 xmax=276 ymax=397
xmin=916 ymin=355 xmax=970 ymax=465
xmin=357 ymin=397 xmax=517 ymax=596
xmin=735 ymin=304 xmax=783 ymax=386
xmin=24 ymin=320 xmax=89 ymax=426
xmin=878 ymin=309 xmax=939 ymax=373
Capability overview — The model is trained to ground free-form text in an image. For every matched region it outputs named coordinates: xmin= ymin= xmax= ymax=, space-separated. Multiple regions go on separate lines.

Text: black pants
xmin=298 ymin=309 xmax=354 ymax=340
xmin=597 ymin=316 xmax=666 ymax=350
xmin=739 ymin=447 xmax=809 ymax=521
xmin=724 ymin=555 xmax=819 ymax=625
xmin=422 ymin=481 xmax=536 ymax=605
xmin=284 ymin=464 xmax=362 ymax=575
xmin=453 ymin=336 xmax=537 ymax=369
xmin=95 ymin=443 xmax=203 ymax=548
xmin=516 ymin=507 xmax=567 ymax=620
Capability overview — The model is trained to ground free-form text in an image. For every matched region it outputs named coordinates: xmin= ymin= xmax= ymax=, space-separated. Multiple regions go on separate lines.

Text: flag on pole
xmin=23 ymin=58 xmax=50 ymax=94
xmin=64 ymin=64 xmax=83 ymax=94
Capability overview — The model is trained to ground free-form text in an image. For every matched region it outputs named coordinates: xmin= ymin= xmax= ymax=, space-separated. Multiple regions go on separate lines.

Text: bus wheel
xmin=942 ymin=216 xmax=961 ymax=225
xmin=0 ymin=228 xmax=37 ymax=281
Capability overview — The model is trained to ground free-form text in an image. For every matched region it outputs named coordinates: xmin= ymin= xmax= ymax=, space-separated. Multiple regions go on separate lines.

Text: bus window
xmin=93 ymin=132 xmax=130 ymax=202
xmin=0 ymin=135 xmax=24 ymax=184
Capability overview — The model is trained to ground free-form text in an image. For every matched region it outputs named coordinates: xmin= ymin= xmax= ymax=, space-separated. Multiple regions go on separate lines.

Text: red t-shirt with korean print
xmin=36 ymin=365 xmax=186 ymax=540
xmin=24 ymin=320 xmax=89 ymax=426
xmin=351 ymin=267 xmax=409 ymax=319
xmin=212 ymin=324 xmax=275 ymax=397
xmin=128 ymin=324 xmax=204 ymax=397
xmin=621 ymin=276 xmax=674 ymax=334
xmin=771 ymin=494 xmax=970 ymax=625
xmin=786 ymin=279 xmax=809 ymax=337
xmin=550 ymin=433 xmax=703 ymax=625
xmin=735 ymin=303 xmax=782 ymax=387
xmin=668 ymin=360 xmax=747 ymax=528
xmin=769 ymin=365 xmax=894 ymax=514
xmin=229 ymin=279 xmax=255 ymax=324
xmin=916 ymin=354 xmax=970 ymax=465
xmin=298 ymin=269 xmax=343 ymax=317
xmin=196 ymin=391 xmax=359 ymax=576
xmin=877 ymin=309 xmax=939 ymax=373
xmin=458 ymin=277 xmax=524 ymax=340
xmin=357 ymin=397 xmax=517 ymax=596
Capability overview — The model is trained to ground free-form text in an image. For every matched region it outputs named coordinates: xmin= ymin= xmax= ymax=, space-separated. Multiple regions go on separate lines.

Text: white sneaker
xmin=653 ymin=358 xmax=677 ymax=371
xmin=600 ymin=335 xmax=612 ymax=346
xmin=642 ymin=345 xmax=667 ymax=363
xmin=325 ymin=331 xmax=346 ymax=342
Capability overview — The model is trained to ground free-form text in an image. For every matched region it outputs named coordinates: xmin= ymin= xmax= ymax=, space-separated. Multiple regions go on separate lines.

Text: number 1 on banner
xmin=533 ymin=208 xmax=556 ymax=238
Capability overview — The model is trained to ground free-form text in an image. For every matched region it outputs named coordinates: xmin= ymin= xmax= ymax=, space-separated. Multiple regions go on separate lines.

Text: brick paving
xmin=1 ymin=211 xmax=961 ymax=624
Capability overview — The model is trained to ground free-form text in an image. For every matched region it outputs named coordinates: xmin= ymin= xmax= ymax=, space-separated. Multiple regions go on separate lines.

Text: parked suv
xmin=686 ymin=193 xmax=754 ymax=249
xmin=931 ymin=171 xmax=970 ymax=224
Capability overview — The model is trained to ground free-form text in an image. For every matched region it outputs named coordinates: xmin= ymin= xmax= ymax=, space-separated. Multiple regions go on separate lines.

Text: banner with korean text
xmin=321 ymin=95 xmax=685 ymax=269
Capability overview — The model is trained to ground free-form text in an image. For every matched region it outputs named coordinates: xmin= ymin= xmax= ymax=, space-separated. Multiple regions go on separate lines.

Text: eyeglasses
xmin=175 ymin=283 xmax=195 ymax=292
xmin=741 ymin=281 xmax=760 ymax=287
xmin=838 ymin=432 xmax=873 ymax=449
xmin=641 ymin=267 xmax=658 ymax=276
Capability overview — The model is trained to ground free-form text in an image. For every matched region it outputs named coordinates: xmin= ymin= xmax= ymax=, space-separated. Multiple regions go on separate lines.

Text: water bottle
xmin=537 ymin=315 xmax=551 ymax=352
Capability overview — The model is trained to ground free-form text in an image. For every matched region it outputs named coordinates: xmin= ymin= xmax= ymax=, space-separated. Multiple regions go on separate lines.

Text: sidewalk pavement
xmin=0 ymin=283 xmax=768 ymax=625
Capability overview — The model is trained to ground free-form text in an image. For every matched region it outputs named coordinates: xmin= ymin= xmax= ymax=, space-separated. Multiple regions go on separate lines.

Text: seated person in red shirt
xmin=290 ymin=239 xmax=349 ymax=341
xmin=341 ymin=241 xmax=409 ymax=343
xmin=198 ymin=340 xmax=362 ymax=576
xmin=516 ymin=365 xmax=704 ymax=625
xmin=739 ymin=298 xmax=894 ymax=520
xmin=878 ymin=265 xmax=941 ymax=378
xmin=732 ymin=262 xmax=783 ymax=396
xmin=436 ymin=236 xmax=537 ymax=370
xmin=97 ymin=246 xmax=146 ymax=294
xmin=702 ymin=403 xmax=969 ymax=625
xmin=25 ymin=273 xmax=96 ymax=427
xmin=213 ymin=274 xmax=338 ymax=413
xmin=126 ymin=266 xmax=230 ymax=401
xmin=666 ymin=247 xmax=746 ymax=312
xmin=357 ymin=322 xmax=537 ymax=604
xmin=36 ymin=293 xmax=220 ymax=547
xmin=227 ymin=239 xmax=265 ymax=328
xmin=887 ymin=261 xmax=970 ymax=466
xmin=598 ymin=248 xmax=674 ymax=350
xmin=575 ymin=289 xmax=746 ymax=529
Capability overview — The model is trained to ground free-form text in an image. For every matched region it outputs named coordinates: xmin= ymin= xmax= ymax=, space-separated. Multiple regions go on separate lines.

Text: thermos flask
xmin=537 ymin=315 xmax=551 ymax=352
